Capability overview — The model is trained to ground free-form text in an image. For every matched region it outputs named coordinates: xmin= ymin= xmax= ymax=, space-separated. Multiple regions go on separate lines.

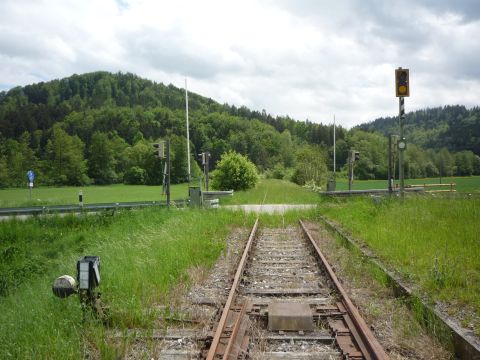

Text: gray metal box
xmin=189 ymin=186 xmax=202 ymax=207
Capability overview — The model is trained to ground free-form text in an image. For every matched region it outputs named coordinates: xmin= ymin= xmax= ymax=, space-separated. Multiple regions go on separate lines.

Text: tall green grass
xmin=0 ymin=208 xmax=257 ymax=359
xmin=318 ymin=195 xmax=480 ymax=334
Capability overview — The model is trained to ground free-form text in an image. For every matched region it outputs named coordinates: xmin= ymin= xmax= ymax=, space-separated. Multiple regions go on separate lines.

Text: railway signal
xmin=395 ymin=68 xmax=409 ymax=97
xmin=198 ymin=151 xmax=211 ymax=190
xmin=397 ymin=137 xmax=407 ymax=151
xmin=151 ymin=140 xmax=171 ymax=206
xmin=152 ymin=141 xmax=165 ymax=159
xmin=348 ymin=150 xmax=359 ymax=191
xmin=52 ymin=255 xmax=104 ymax=318
xmin=395 ymin=67 xmax=410 ymax=197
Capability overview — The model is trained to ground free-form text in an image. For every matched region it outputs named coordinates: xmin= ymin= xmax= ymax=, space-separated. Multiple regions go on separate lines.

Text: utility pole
xmin=333 ymin=115 xmax=336 ymax=176
xmin=185 ymin=78 xmax=191 ymax=182
xmin=388 ymin=135 xmax=393 ymax=193
xmin=204 ymin=151 xmax=210 ymax=191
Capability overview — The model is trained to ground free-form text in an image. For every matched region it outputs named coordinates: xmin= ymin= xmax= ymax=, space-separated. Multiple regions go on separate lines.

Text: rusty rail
xmin=206 ymin=219 xmax=259 ymax=360
xmin=299 ymin=220 xmax=389 ymax=360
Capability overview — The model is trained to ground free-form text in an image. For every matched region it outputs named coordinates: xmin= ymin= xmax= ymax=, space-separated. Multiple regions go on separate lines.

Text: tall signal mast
xmin=185 ymin=78 xmax=191 ymax=181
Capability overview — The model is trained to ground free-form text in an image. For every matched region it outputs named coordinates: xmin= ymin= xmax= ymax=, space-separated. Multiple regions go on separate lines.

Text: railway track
xmin=116 ymin=219 xmax=388 ymax=359
xmin=205 ymin=219 xmax=388 ymax=360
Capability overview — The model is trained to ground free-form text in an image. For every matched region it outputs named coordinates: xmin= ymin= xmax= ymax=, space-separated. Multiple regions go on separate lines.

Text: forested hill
xmin=356 ymin=105 xmax=480 ymax=155
xmin=0 ymin=71 xmax=343 ymax=187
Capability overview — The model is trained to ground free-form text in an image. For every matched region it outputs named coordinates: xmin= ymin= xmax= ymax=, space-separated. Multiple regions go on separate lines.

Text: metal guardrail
xmin=322 ymin=188 xmax=424 ymax=196
xmin=407 ymin=183 xmax=456 ymax=193
xmin=202 ymin=190 xmax=233 ymax=198
xmin=0 ymin=199 xmax=188 ymax=217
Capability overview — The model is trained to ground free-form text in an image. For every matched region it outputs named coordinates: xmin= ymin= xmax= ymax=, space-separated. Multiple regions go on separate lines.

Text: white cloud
xmin=0 ymin=0 xmax=479 ymax=128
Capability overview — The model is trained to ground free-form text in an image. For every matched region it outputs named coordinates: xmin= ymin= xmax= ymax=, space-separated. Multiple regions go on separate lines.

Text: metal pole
xmin=333 ymin=115 xmax=336 ymax=176
xmin=388 ymin=135 xmax=393 ymax=193
xmin=348 ymin=151 xmax=353 ymax=191
xmin=399 ymin=97 xmax=405 ymax=197
xmin=185 ymin=78 xmax=191 ymax=182
xmin=205 ymin=152 xmax=209 ymax=191
xmin=166 ymin=139 xmax=171 ymax=207
xmin=162 ymin=162 xmax=167 ymax=195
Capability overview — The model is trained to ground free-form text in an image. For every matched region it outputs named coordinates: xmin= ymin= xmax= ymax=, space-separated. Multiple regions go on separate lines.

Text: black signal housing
xmin=395 ymin=68 xmax=410 ymax=97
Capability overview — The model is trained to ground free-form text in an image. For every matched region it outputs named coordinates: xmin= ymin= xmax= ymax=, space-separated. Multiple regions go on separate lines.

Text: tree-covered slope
xmin=357 ymin=105 xmax=480 ymax=155
xmin=0 ymin=71 xmax=344 ymax=187
xmin=1 ymin=71 xmax=478 ymax=188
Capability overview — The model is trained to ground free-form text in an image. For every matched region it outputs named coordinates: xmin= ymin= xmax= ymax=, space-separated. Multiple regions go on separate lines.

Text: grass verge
xmin=0 ymin=208 xmax=256 ymax=359
xmin=318 ymin=194 xmax=480 ymax=336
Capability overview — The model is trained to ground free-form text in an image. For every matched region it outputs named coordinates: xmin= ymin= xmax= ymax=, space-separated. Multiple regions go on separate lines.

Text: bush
xmin=292 ymin=145 xmax=328 ymax=186
xmin=123 ymin=166 xmax=146 ymax=185
xmin=264 ymin=165 xmax=295 ymax=182
xmin=211 ymin=151 xmax=258 ymax=191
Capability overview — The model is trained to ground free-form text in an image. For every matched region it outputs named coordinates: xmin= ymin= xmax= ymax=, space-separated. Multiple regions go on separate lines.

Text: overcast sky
xmin=1 ymin=0 xmax=479 ymax=127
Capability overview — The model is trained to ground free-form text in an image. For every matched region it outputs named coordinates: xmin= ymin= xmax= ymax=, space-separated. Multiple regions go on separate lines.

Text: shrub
xmin=211 ymin=151 xmax=258 ymax=191
xmin=123 ymin=166 xmax=146 ymax=185
xmin=292 ymin=145 xmax=328 ymax=186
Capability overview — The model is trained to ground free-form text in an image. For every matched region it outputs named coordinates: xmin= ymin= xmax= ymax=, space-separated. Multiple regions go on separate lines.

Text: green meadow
xmin=0 ymin=179 xmax=320 ymax=208
xmin=1 ymin=176 xmax=479 ymax=209
xmin=219 ymin=179 xmax=320 ymax=205
xmin=334 ymin=175 xmax=480 ymax=193
xmin=0 ymin=183 xmax=189 ymax=208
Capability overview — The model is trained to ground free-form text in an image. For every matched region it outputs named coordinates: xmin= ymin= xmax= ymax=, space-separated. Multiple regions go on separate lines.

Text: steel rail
xmin=206 ymin=218 xmax=259 ymax=360
xmin=299 ymin=220 xmax=389 ymax=360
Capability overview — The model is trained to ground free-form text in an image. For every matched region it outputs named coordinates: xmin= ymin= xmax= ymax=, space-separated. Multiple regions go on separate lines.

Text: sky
xmin=0 ymin=0 xmax=479 ymax=128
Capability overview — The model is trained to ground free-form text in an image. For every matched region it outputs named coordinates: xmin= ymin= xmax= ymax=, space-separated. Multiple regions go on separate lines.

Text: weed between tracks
xmin=0 ymin=208 xmax=257 ymax=359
